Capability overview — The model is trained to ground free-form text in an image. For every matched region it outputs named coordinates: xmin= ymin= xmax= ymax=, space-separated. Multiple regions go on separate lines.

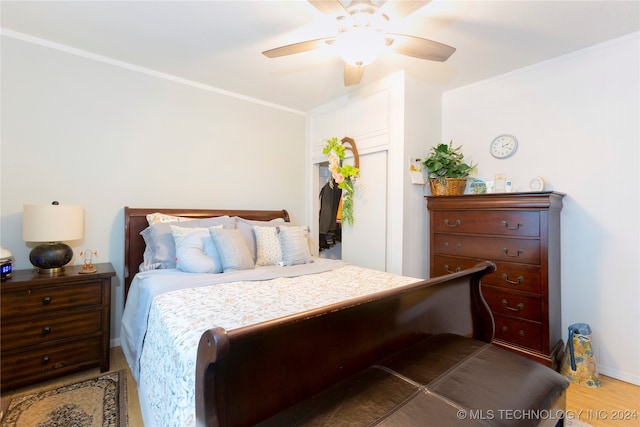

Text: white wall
xmin=441 ymin=33 xmax=639 ymax=384
xmin=308 ymin=72 xmax=444 ymax=280
xmin=0 ymin=36 xmax=307 ymax=345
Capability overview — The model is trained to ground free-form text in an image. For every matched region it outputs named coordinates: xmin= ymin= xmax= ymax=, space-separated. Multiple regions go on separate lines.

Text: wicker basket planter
xmin=429 ymin=178 xmax=469 ymax=196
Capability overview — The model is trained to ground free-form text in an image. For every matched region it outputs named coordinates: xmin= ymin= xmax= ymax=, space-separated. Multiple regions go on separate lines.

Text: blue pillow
xmin=171 ymin=226 xmax=223 ymax=274
xmin=209 ymin=228 xmax=255 ymax=272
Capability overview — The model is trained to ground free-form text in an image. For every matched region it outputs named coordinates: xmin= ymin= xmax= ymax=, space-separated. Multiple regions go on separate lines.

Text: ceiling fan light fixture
xmin=335 ymin=24 xmax=387 ymax=67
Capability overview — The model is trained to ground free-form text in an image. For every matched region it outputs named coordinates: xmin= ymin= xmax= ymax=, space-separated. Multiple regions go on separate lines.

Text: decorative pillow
xmin=253 ymin=226 xmax=282 ymax=266
xmin=170 ymin=225 xmax=223 ymax=274
xmin=235 ymin=217 xmax=290 ymax=263
xmin=277 ymin=226 xmax=312 ymax=266
xmin=209 ymin=228 xmax=255 ymax=272
xmin=140 ymin=216 xmax=233 ymax=269
xmin=146 ymin=212 xmax=195 ymax=225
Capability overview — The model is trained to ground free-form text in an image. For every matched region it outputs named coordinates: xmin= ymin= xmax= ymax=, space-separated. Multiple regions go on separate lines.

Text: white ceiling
xmin=1 ymin=1 xmax=639 ymax=112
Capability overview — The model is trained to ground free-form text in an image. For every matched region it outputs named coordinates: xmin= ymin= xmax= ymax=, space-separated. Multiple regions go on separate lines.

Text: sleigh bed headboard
xmin=123 ymin=207 xmax=290 ymax=301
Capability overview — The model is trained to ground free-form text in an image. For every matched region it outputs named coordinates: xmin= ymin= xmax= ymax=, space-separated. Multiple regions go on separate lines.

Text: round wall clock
xmin=490 ymin=134 xmax=518 ymax=159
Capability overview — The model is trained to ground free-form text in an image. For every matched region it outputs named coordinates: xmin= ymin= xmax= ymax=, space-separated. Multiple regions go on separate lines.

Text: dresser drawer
xmin=493 ymin=314 xmax=542 ymax=351
xmin=1 ymin=283 xmax=102 ymax=320
xmin=482 ymin=285 xmax=541 ymax=322
xmin=432 ymin=211 xmax=540 ymax=237
xmin=433 ymin=234 xmax=540 ymax=264
xmin=433 ymin=255 xmax=542 ymax=294
xmin=1 ymin=309 xmax=102 ymax=352
xmin=0 ymin=336 xmax=102 ymax=387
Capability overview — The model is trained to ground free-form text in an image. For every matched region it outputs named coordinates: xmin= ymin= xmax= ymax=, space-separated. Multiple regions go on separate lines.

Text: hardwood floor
xmin=566 ymin=375 xmax=640 ymax=427
xmin=2 ymin=346 xmax=638 ymax=426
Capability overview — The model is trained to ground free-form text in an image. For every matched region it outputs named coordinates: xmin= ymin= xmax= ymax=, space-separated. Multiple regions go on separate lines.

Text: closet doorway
xmin=316 ymin=150 xmax=388 ymax=271
xmin=318 ymin=163 xmax=342 ymax=260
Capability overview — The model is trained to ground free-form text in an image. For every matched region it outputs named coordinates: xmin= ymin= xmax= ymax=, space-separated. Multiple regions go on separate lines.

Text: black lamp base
xmin=29 ymin=242 xmax=73 ymax=275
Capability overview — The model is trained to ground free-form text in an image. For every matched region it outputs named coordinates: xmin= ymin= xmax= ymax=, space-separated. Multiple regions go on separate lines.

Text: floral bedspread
xmin=137 ymin=264 xmax=419 ymax=427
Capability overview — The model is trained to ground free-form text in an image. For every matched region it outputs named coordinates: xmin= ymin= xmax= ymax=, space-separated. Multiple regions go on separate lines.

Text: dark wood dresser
xmin=1 ymin=263 xmax=114 ymax=392
xmin=426 ymin=192 xmax=565 ymax=369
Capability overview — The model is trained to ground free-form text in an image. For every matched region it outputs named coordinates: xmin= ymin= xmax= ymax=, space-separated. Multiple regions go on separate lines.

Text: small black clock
xmin=1 ymin=247 xmax=13 ymax=280
xmin=1 ymin=260 xmax=12 ymax=280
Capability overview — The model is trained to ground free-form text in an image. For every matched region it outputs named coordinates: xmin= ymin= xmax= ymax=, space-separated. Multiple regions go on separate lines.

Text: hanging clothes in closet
xmin=319 ymin=179 xmax=342 ymax=250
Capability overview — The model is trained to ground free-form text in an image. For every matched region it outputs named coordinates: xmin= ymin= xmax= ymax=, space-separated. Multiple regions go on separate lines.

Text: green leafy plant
xmin=323 ymin=137 xmax=360 ymax=226
xmin=423 ymin=141 xmax=477 ymax=184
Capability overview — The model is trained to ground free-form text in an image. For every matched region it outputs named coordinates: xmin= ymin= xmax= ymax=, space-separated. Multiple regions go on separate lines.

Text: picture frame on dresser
xmin=0 ymin=263 xmax=114 ymax=392
xmin=426 ymin=191 xmax=565 ymax=369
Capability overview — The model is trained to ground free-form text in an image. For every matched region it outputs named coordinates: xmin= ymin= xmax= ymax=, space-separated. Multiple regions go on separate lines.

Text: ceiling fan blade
xmin=344 ymin=64 xmax=364 ymax=86
xmin=262 ymin=37 xmax=334 ymax=58
xmin=308 ymin=0 xmax=348 ymax=17
xmin=388 ymin=33 xmax=456 ymax=62
xmin=378 ymin=0 xmax=431 ymax=19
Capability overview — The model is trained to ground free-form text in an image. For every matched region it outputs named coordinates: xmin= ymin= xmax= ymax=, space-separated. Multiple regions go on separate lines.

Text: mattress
xmin=120 ymin=257 xmax=419 ymax=426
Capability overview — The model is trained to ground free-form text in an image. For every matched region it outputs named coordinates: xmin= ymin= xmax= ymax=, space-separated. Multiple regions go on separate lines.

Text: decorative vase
xmin=429 ymin=178 xmax=468 ymax=196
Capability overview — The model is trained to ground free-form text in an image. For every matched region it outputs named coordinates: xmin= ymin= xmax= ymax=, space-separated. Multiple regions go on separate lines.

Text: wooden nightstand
xmin=1 ymin=263 xmax=114 ymax=392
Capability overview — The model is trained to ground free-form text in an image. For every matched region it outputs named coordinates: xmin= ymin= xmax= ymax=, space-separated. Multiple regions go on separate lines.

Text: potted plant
xmin=423 ymin=141 xmax=477 ymax=196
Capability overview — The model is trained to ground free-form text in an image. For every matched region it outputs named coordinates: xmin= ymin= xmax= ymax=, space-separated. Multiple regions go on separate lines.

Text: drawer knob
xmin=445 ymin=265 xmax=461 ymax=274
xmin=518 ymin=330 xmax=525 ymax=337
xmin=42 ymin=356 xmax=50 ymax=364
xmin=502 ymin=274 xmax=524 ymax=285
xmin=501 ymin=220 xmax=523 ymax=230
xmin=42 ymin=326 xmax=51 ymax=335
xmin=41 ymin=297 xmax=52 ymax=305
xmin=502 ymin=299 xmax=525 ymax=312
xmin=502 ymin=325 xmax=508 ymax=332
xmin=502 ymin=248 xmax=524 ymax=257
xmin=444 ymin=219 xmax=461 ymax=228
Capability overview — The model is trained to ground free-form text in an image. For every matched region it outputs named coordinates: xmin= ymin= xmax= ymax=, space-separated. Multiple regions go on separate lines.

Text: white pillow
xmin=277 ymin=226 xmax=312 ymax=266
xmin=171 ymin=225 xmax=223 ymax=273
xmin=253 ymin=225 xmax=282 ymax=266
xmin=147 ymin=212 xmax=194 ymax=225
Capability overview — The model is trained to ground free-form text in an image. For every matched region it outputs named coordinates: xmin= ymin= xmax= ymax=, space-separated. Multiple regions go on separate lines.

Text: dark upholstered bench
xmin=257 ymin=334 xmax=569 ymax=427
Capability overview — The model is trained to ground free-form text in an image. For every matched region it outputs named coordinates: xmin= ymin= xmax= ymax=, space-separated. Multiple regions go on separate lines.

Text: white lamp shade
xmin=23 ymin=204 xmax=84 ymax=242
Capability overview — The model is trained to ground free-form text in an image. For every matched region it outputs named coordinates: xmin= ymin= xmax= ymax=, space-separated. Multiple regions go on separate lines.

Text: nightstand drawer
xmin=433 ymin=234 xmax=540 ymax=264
xmin=1 ymin=309 xmax=102 ymax=352
xmin=1 ymin=336 xmax=102 ymax=388
xmin=1 ymin=283 xmax=102 ymax=320
xmin=493 ymin=314 xmax=542 ymax=351
xmin=433 ymin=256 xmax=542 ymax=294
xmin=482 ymin=286 xmax=541 ymax=322
xmin=433 ymin=211 xmax=540 ymax=237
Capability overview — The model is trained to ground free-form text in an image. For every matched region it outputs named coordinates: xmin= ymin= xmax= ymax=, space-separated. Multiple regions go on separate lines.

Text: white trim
xmin=0 ymin=28 xmax=306 ymax=116
xmin=598 ymin=365 xmax=640 ymax=387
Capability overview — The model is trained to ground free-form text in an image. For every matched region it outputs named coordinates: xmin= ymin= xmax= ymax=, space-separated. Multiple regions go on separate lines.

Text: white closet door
xmin=341 ymin=150 xmax=387 ymax=271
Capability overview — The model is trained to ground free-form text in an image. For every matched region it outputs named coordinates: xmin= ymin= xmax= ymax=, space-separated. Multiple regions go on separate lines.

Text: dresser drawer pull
xmin=502 ymin=248 xmax=524 ymax=257
xmin=518 ymin=330 xmax=525 ymax=337
xmin=444 ymin=219 xmax=461 ymax=228
xmin=502 ymin=299 xmax=525 ymax=312
xmin=445 ymin=265 xmax=461 ymax=274
xmin=41 ymin=297 xmax=52 ymax=305
xmin=502 ymin=274 xmax=524 ymax=285
xmin=502 ymin=325 xmax=508 ymax=332
xmin=501 ymin=220 xmax=523 ymax=230
xmin=42 ymin=356 xmax=50 ymax=364
xmin=42 ymin=326 xmax=52 ymax=335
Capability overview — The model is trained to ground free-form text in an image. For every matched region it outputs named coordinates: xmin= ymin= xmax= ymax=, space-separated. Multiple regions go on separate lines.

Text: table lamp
xmin=23 ymin=201 xmax=84 ymax=275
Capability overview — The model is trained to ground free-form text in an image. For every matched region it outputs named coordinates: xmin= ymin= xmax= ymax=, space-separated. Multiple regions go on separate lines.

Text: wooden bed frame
xmin=123 ymin=207 xmax=290 ymax=301
xmin=123 ymin=207 xmax=496 ymax=427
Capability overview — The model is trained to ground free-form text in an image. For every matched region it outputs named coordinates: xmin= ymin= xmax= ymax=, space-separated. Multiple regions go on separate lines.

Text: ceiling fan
xmin=262 ymin=0 xmax=456 ymax=86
